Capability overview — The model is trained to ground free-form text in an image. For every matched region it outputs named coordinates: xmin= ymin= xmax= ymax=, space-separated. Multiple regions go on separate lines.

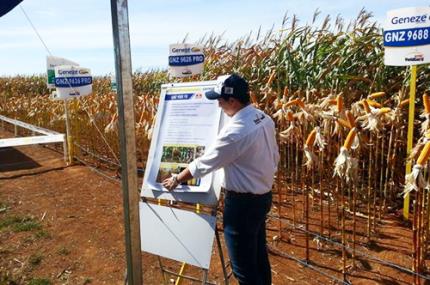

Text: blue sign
xmin=165 ymin=93 xmax=194 ymax=101
xmin=384 ymin=27 xmax=430 ymax=47
xmin=169 ymin=55 xmax=205 ymax=67
xmin=54 ymin=76 xmax=92 ymax=88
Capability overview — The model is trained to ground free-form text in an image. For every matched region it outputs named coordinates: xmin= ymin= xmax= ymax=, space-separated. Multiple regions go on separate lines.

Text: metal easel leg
xmin=157 ymin=256 xmax=168 ymax=285
xmin=215 ymin=226 xmax=229 ymax=285
xmin=201 ymin=269 xmax=208 ymax=285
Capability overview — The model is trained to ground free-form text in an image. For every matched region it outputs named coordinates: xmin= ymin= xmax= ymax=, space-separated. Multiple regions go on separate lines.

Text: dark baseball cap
xmin=205 ymin=74 xmax=249 ymax=102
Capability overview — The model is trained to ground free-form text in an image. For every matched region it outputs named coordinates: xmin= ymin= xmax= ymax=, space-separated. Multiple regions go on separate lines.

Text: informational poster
xmin=168 ymin=44 xmax=205 ymax=78
xmin=142 ymin=82 xmax=221 ymax=194
xmin=384 ymin=7 xmax=430 ymax=66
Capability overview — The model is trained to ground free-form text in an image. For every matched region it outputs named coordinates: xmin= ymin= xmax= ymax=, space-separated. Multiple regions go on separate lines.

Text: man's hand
xmin=162 ymin=174 xmax=179 ymax=191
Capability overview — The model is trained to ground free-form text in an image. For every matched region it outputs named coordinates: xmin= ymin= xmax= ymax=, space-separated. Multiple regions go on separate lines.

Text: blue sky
xmin=0 ymin=0 xmax=429 ymax=76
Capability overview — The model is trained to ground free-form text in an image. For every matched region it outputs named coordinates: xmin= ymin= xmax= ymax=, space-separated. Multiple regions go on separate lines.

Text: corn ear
xmin=361 ymin=100 xmax=371 ymax=113
xmin=283 ymin=86 xmax=289 ymax=99
xmin=369 ymin=91 xmax=385 ymax=99
xmin=337 ymin=118 xmax=351 ymax=129
xmin=379 ymin=107 xmax=392 ymax=114
xmin=346 ymin=110 xmax=355 ymax=128
xmin=417 ymin=142 xmax=430 ymax=166
xmin=285 ymin=98 xmax=300 ymax=108
xmin=305 ymin=129 xmax=317 ymax=147
xmin=423 ymin=93 xmax=430 ymax=114
xmin=399 ymin=99 xmax=410 ymax=108
xmin=366 ymin=99 xmax=382 ymax=108
xmin=343 ymin=128 xmax=357 ymax=150
xmin=267 ymin=71 xmax=276 ymax=86
xmin=336 ymin=95 xmax=343 ymax=113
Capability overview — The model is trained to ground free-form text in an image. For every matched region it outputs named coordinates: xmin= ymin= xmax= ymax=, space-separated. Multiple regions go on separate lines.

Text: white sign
xmin=46 ymin=56 xmax=79 ymax=89
xmin=168 ymin=44 xmax=204 ymax=77
xmin=142 ymin=83 xmax=221 ymax=194
xmin=140 ymin=202 xmax=216 ymax=269
xmin=384 ymin=7 xmax=430 ymax=66
xmin=52 ymin=65 xmax=92 ymax=100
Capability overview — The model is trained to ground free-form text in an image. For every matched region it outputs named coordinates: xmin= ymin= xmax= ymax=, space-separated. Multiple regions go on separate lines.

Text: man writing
xmin=162 ymin=74 xmax=279 ymax=285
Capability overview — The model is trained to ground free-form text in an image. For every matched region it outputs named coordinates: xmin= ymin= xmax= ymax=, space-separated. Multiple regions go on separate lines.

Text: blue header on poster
xmin=384 ymin=27 xmax=430 ymax=47
xmin=165 ymin=93 xmax=194 ymax=101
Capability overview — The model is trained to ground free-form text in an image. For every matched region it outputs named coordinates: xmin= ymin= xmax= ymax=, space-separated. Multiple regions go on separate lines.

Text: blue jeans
xmin=223 ymin=191 xmax=272 ymax=285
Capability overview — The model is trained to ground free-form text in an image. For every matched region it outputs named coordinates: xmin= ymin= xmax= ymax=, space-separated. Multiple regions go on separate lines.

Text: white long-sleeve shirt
xmin=188 ymin=104 xmax=280 ymax=194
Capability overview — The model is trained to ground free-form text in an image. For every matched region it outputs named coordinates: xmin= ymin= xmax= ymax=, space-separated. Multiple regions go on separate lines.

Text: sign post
xmin=383 ymin=7 xmax=430 ymax=219
xmin=110 ymin=0 xmax=142 ymax=284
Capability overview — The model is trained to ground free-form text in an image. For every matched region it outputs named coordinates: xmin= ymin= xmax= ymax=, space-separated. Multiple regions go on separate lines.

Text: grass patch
xmin=0 ymin=216 xmax=41 ymax=232
xmin=0 ymin=202 xmax=8 ymax=213
xmin=57 ymin=246 xmax=71 ymax=256
xmin=28 ymin=278 xmax=52 ymax=285
xmin=35 ymin=230 xmax=51 ymax=239
xmin=29 ymin=253 xmax=43 ymax=266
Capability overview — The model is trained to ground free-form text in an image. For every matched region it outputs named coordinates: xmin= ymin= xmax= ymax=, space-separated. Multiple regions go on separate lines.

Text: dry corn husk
xmin=304 ymin=145 xmax=318 ymax=170
xmin=403 ymin=142 xmax=430 ymax=197
xmin=358 ymin=106 xmax=393 ymax=132
xmin=333 ymin=147 xmax=358 ymax=182
xmin=104 ymin=112 xmax=118 ymax=133
xmin=420 ymin=93 xmax=430 ymax=134
xmin=333 ymin=128 xmax=358 ymax=182
xmin=314 ymin=126 xmax=327 ymax=151
xmin=402 ymin=164 xmax=425 ymax=197
xmin=279 ymin=121 xmax=301 ymax=142
xmin=420 ymin=114 xmax=430 ymax=135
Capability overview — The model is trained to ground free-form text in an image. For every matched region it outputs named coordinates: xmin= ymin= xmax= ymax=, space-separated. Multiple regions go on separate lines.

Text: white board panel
xmin=139 ymin=202 xmax=216 ymax=269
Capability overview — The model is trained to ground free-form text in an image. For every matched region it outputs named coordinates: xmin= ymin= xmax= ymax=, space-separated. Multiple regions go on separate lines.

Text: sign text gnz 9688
xmin=384 ymin=27 xmax=430 ymax=47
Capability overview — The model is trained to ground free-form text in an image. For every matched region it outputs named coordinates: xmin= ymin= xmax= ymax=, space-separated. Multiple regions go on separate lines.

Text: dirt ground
xmin=1 ymin=138 xmax=429 ymax=284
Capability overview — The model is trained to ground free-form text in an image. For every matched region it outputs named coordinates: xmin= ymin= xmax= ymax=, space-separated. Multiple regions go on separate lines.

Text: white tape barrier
xmin=0 ymin=115 xmax=65 ymax=148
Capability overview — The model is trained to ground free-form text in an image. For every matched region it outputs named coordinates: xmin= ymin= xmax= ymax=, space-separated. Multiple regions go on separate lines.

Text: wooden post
xmin=110 ymin=1 xmax=142 ymax=284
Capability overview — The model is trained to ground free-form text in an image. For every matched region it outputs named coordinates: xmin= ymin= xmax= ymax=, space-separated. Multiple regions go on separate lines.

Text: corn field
xmin=2 ymin=10 xmax=430 ymax=284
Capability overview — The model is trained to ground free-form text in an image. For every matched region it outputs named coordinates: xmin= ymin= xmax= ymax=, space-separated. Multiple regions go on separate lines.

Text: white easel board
xmin=141 ymin=80 xmax=225 ymax=206
xmin=140 ymin=202 xmax=216 ymax=269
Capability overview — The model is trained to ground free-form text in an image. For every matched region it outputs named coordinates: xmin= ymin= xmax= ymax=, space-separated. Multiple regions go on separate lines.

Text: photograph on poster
xmin=156 ymin=144 xmax=206 ymax=186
